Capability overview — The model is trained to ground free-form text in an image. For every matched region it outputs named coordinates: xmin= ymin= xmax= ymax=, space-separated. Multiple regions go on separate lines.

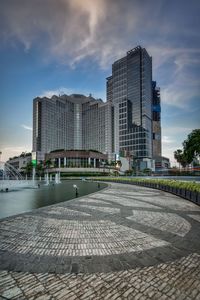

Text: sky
xmin=0 ymin=0 xmax=200 ymax=165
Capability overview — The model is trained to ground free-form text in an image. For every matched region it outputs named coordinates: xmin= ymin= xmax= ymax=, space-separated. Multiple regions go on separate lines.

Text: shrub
xmin=90 ymin=177 xmax=200 ymax=193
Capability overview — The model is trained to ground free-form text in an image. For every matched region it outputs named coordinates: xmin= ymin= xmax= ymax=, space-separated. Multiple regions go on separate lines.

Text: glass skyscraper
xmin=107 ymin=46 xmax=153 ymax=160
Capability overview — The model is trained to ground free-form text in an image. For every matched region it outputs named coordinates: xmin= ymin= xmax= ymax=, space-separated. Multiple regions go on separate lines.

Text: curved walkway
xmin=0 ymin=182 xmax=200 ymax=299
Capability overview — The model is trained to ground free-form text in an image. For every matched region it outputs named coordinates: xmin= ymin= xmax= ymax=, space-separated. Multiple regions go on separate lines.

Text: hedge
xmin=90 ymin=177 xmax=200 ymax=205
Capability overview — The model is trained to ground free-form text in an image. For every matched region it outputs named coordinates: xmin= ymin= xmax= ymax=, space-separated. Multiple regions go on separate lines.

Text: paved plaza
xmin=0 ymin=182 xmax=200 ymax=299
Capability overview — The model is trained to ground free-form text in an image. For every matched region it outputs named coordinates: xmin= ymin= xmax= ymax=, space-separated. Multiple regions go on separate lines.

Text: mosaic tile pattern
xmin=0 ymin=253 xmax=200 ymax=300
xmin=73 ymin=204 xmax=120 ymax=214
xmin=0 ymin=216 xmax=168 ymax=256
xmin=127 ymin=210 xmax=191 ymax=237
xmin=46 ymin=207 xmax=91 ymax=217
xmin=0 ymin=181 xmax=200 ymax=299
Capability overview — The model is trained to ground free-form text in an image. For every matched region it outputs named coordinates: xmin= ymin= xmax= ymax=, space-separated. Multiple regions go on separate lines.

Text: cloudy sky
xmin=0 ymin=0 xmax=200 ymax=164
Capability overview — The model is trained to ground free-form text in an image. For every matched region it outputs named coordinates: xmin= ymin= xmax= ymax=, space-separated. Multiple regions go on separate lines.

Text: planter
xmin=181 ymin=188 xmax=186 ymax=198
xmin=197 ymin=193 xmax=200 ymax=205
xmin=177 ymin=188 xmax=182 ymax=196
xmin=190 ymin=191 xmax=198 ymax=204
xmin=186 ymin=190 xmax=191 ymax=200
xmin=170 ymin=187 xmax=175 ymax=194
xmin=165 ymin=185 xmax=170 ymax=192
xmin=164 ymin=185 xmax=167 ymax=191
xmin=92 ymin=179 xmax=200 ymax=206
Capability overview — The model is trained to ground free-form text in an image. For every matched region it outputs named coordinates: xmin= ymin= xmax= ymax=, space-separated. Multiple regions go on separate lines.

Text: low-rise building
xmin=45 ymin=150 xmax=108 ymax=169
xmin=6 ymin=153 xmax=32 ymax=171
xmin=154 ymin=156 xmax=170 ymax=172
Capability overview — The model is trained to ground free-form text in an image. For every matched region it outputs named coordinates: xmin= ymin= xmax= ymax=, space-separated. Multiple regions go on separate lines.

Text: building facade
xmin=152 ymin=81 xmax=162 ymax=157
xmin=32 ymin=46 xmax=163 ymax=170
xmin=154 ymin=156 xmax=170 ymax=172
xmin=106 ymin=46 xmax=153 ymax=160
xmin=45 ymin=150 xmax=108 ymax=168
xmin=7 ymin=153 xmax=32 ymax=171
xmin=33 ymin=94 xmax=114 ymax=160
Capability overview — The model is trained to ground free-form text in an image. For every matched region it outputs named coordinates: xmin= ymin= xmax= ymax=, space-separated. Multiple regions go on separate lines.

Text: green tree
xmin=124 ymin=169 xmax=134 ymax=176
xmin=174 ymin=149 xmax=187 ymax=169
xmin=24 ymin=162 xmax=34 ymax=176
xmin=36 ymin=163 xmax=44 ymax=177
xmin=183 ymin=129 xmax=200 ymax=164
xmin=45 ymin=159 xmax=52 ymax=168
xmin=143 ymin=168 xmax=152 ymax=175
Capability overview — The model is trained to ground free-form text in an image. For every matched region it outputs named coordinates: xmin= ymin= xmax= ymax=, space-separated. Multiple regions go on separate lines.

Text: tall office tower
xmin=152 ymin=81 xmax=162 ymax=157
xmin=106 ymin=46 xmax=153 ymax=160
xmin=32 ymin=94 xmax=113 ymax=160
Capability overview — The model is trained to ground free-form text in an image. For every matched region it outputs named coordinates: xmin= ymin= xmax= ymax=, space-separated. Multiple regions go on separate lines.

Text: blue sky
xmin=0 ymin=0 xmax=200 ymax=164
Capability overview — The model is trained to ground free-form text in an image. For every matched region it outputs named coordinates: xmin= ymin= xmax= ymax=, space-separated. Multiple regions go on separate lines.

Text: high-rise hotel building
xmin=33 ymin=46 xmax=162 ymax=168
xmin=33 ymin=94 xmax=113 ymax=160
xmin=106 ymin=46 xmax=153 ymax=160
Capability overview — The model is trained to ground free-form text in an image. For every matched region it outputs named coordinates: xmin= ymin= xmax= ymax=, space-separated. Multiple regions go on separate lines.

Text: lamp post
xmin=73 ymin=184 xmax=79 ymax=197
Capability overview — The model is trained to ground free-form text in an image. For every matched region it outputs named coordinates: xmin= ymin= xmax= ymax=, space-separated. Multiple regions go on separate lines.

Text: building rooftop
xmin=34 ymin=94 xmax=105 ymax=105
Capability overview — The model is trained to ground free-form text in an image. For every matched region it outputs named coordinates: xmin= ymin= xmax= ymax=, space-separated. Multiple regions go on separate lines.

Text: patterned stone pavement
xmin=0 ymin=182 xmax=200 ymax=299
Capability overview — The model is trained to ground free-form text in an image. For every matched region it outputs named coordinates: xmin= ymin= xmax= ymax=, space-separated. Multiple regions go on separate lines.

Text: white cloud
xmin=21 ymin=124 xmax=32 ymax=131
xmin=162 ymin=136 xmax=174 ymax=144
xmin=150 ymin=45 xmax=200 ymax=108
xmin=3 ymin=146 xmax=27 ymax=152
xmin=161 ymin=70 xmax=200 ymax=109
xmin=1 ymin=0 xmax=199 ymax=112
xmin=162 ymin=87 xmax=188 ymax=109
xmin=149 ymin=46 xmax=200 ymax=70
xmin=40 ymin=87 xmax=106 ymax=100
xmin=162 ymin=147 xmax=179 ymax=167
xmin=0 ymin=146 xmax=32 ymax=162
xmin=40 ymin=87 xmax=73 ymax=98
xmin=163 ymin=127 xmax=193 ymax=135
xmin=161 ymin=136 xmax=180 ymax=165
xmin=0 ymin=0 xmax=158 ymax=69
xmin=1 ymin=1 xmax=199 ymax=72
xmin=161 ymin=127 xmax=194 ymax=165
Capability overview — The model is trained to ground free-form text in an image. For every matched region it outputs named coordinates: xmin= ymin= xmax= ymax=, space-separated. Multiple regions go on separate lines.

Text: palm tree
xmin=45 ymin=159 xmax=52 ymax=168
xmin=36 ymin=163 xmax=44 ymax=177
xmin=24 ymin=162 xmax=34 ymax=178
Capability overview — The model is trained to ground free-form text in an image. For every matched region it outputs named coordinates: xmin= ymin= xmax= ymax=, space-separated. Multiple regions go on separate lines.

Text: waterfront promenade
xmin=0 ymin=182 xmax=200 ymax=299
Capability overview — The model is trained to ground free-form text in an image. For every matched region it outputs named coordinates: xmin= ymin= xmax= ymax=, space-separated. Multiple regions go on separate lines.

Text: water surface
xmin=0 ymin=180 xmax=107 ymax=219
